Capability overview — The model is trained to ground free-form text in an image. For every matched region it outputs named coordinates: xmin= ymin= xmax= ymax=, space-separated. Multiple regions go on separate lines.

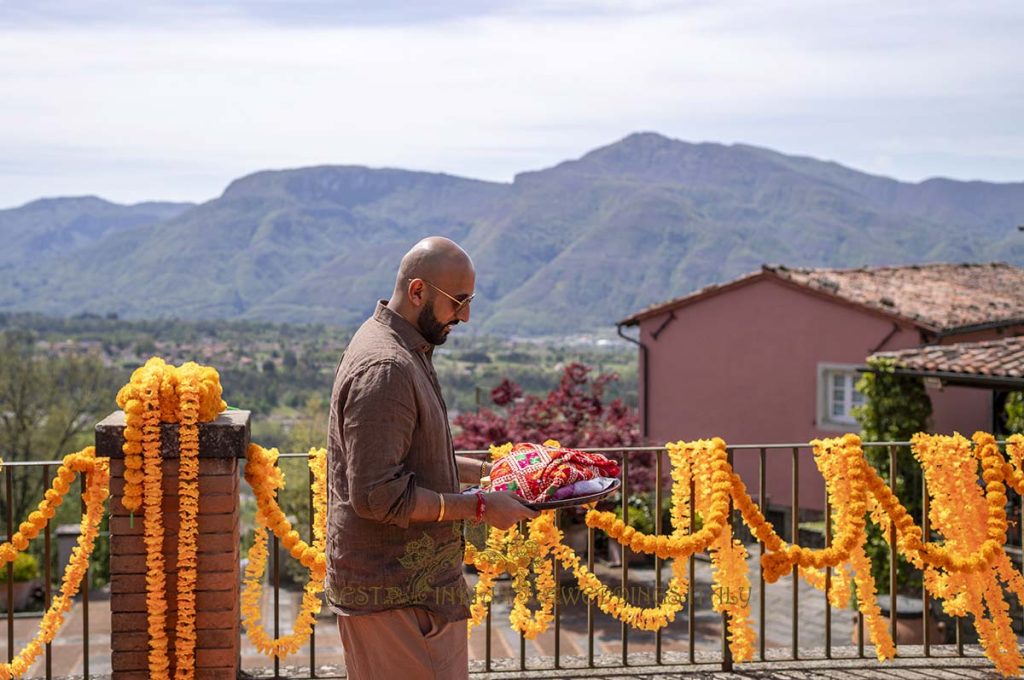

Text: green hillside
xmin=2 ymin=133 xmax=1022 ymax=334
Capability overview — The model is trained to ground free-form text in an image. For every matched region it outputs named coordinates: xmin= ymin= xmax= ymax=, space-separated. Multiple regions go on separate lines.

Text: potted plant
xmin=0 ymin=553 xmax=40 ymax=612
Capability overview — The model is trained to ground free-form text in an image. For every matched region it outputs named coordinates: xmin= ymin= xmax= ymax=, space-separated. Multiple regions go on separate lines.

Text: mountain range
xmin=2 ymin=132 xmax=1023 ymax=335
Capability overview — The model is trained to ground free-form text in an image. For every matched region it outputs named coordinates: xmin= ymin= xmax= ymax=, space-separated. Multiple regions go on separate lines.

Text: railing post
xmin=791 ymin=446 xmax=799 ymax=660
xmin=81 ymin=472 xmax=89 ymax=680
xmin=620 ymin=452 xmax=629 ymax=667
xmin=889 ymin=445 xmax=898 ymax=652
xmin=96 ymin=409 xmax=250 ymax=680
xmin=5 ymin=466 xmax=13 ymax=664
xmin=721 ymin=448 xmax=734 ymax=672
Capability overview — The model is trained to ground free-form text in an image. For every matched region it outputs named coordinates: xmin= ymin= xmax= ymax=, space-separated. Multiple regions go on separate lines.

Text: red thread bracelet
xmin=474 ymin=491 xmax=486 ymax=523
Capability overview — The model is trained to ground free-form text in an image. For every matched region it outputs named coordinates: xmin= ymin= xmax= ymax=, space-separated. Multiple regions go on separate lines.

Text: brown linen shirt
xmin=326 ymin=301 xmax=470 ymax=622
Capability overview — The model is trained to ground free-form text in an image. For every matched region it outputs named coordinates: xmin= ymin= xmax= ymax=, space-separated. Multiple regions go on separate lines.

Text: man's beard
xmin=417 ymin=300 xmax=457 ymax=346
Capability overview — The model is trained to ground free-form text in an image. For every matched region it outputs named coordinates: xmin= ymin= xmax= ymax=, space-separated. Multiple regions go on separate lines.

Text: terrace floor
xmin=245 ymin=654 xmax=1004 ymax=679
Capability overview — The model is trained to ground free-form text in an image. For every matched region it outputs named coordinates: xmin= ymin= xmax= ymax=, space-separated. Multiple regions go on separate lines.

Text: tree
xmin=282 ymin=349 xmax=298 ymax=371
xmin=0 ymin=332 xmax=118 ymax=522
xmin=453 ymin=362 xmax=650 ymax=490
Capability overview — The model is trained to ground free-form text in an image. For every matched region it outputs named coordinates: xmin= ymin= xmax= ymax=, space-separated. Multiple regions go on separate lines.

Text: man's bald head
xmin=396 ymin=237 xmax=474 ymax=286
xmin=388 ymin=237 xmax=476 ymax=343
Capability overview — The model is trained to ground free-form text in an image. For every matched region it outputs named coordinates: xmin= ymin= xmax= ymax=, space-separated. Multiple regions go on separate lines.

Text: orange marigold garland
xmin=0 ymin=448 xmax=109 ymax=680
xmin=550 ymin=436 xmax=692 ymax=631
xmin=912 ymin=433 xmax=1022 ymax=676
xmin=1004 ymin=434 xmax=1024 ymax=491
xmin=463 ymin=432 xmax=1024 ymax=675
xmin=243 ymin=444 xmax=326 ymax=578
xmin=174 ymin=366 xmax=201 ymax=679
xmin=466 ymin=441 xmax=696 ymax=637
xmin=118 ymin=391 xmax=145 ymax=516
xmin=689 ymin=441 xmax=754 ymax=662
xmin=463 ymin=528 xmax=504 ymax=633
xmin=114 ymin=357 xmax=226 ymax=680
xmin=585 ymin=439 xmax=731 ymax=560
xmin=140 ymin=361 xmax=171 ymax=679
xmin=0 ymin=455 xmax=83 ymax=566
xmin=241 ymin=445 xmax=328 ymax=658
xmin=509 ymin=518 xmax=557 ymax=639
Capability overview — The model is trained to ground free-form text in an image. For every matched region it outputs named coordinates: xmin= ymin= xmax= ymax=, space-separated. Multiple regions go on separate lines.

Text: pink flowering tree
xmin=453 ymin=362 xmax=653 ymax=492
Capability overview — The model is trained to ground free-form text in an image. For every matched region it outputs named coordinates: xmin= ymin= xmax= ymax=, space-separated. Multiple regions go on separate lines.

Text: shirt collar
xmin=373 ymin=300 xmax=434 ymax=354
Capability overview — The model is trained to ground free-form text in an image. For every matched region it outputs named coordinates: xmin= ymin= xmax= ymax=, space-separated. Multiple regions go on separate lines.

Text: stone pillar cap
xmin=94 ymin=409 xmax=251 ymax=459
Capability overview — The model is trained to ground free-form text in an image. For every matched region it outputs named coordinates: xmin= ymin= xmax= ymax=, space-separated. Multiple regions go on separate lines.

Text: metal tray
xmin=467 ymin=477 xmax=621 ymax=510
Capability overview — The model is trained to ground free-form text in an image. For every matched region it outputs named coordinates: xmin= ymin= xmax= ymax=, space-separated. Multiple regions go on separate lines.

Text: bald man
xmin=326 ymin=237 xmax=537 ymax=680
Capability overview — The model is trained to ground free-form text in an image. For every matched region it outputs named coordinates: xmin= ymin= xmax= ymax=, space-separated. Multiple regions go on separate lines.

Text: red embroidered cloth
xmin=487 ymin=442 xmax=620 ymax=502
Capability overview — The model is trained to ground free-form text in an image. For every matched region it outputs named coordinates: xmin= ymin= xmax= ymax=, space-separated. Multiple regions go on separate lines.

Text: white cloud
xmin=0 ymin=0 xmax=1022 ymax=206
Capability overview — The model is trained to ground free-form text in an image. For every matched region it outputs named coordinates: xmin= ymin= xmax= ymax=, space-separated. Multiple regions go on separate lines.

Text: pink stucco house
xmin=617 ymin=263 xmax=1024 ymax=514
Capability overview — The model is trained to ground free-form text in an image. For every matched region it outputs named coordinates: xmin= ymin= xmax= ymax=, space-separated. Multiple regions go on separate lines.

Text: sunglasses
xmin=411 ymin=278 xmax=475 ymax=314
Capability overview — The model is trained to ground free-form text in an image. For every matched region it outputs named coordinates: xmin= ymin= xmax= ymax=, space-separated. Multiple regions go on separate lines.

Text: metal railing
xmin=265 ymin=440 xmax=1017 ymax=677
xmin=3 ymin=441 xmax=1016 ymax=678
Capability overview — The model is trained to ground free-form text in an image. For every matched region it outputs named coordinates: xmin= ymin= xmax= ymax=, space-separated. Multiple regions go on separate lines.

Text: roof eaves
xmin=871 ymin=367 xmax=1024 ymax=390
xmin=617 ymin=269 xmax=767 ymax=327
xmin=934 ymin=318 xmax=1024 ymax=339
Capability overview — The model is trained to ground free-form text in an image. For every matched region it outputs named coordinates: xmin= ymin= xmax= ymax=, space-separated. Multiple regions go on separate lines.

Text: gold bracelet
xmin=436 ymin=492 xmax=446 ymax=522
xmin=479 ymin=459 xmax=488 ymax=482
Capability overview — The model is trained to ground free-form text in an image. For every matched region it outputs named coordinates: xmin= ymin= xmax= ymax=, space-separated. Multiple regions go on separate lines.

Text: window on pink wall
xmin=817 ymin=363 xmax=866 ymax=430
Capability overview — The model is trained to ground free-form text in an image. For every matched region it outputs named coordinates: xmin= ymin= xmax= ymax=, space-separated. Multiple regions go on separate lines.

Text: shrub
xmin=0 ymin=553 xmax=39 ymax=583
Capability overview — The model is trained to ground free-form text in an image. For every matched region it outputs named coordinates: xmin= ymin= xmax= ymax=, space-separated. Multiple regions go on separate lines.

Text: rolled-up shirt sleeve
xmin=341 ymin=360 xmax=419 ymax=528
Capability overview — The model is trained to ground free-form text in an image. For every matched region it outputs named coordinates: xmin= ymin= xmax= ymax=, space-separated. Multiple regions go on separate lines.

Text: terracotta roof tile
xmin=873 ymin=336 xmax=1024 ymax=379
xmin=620 ymin=263 xmax=1024 ymax=331
xmin=768 ymin=263 xmax=1024 ymax=332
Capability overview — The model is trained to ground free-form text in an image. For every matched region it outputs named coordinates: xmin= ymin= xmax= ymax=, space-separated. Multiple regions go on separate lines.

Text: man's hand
xmin=484 ymin=491 xmax=539 ymax=530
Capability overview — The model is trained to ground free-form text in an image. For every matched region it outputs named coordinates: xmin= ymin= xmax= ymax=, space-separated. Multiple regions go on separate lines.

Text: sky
xmin=1 ymin=0 xmax=1022 ymax=208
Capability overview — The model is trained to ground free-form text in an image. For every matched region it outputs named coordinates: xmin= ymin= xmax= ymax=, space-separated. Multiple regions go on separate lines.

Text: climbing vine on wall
xmin=1006 ymin=392 xmax=1024 ymax=434
xmin=853 ymin=356 xmax=932 ymax=592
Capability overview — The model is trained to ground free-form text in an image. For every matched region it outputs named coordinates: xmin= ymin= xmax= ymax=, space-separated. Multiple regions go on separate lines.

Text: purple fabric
xmin=549 ymin=477 xmax=610 ymax=501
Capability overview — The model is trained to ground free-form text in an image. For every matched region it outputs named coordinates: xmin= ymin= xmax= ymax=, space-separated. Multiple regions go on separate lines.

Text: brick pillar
xmin=96 ymin=410 xmax=250 ymax=680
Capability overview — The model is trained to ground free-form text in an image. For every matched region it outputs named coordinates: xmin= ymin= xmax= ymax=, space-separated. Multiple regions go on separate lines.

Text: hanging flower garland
xmin=240 ymin=445 xmax=328 ymax=657
xmin=173 ymin=366 xmax=201 ymax=679
xmin=0 ymin=450 xmax=92 ymax=566
xmin=143 ymin=360 xmax=170 ymax=678
xmin=117 ymin=383 xmax=146 ymax=516
xmin=466 ymin=441 xmax=696 ymax=637
xmin=1004 ymin=434 xmax=1024 ymax=489
xmin=461 ymin=432 xmax=1024 ymax=676
xmin=689 ymin=441 xmax=755 ymax=662
xmin=114 ymin=357 xmax=226 ymax=680
xmin=242 ymin=444 xmax=326 ymax=578
xmin=0 ymin=448 xmax=109 ymax=680
xmin=912 ymin=433 xmax=1023 ymax=676
xmin=116 ymin=358 xmax=225 ymax=518
xmin=585 ymin=439 xmax=731 ymax=560
xmin=464 ymin=517 xmax=512 ymax=632
xmin=580 ymin=440 xmax=748 ymax=644
xmin=506 ymin=521 xmax=557 ymax=639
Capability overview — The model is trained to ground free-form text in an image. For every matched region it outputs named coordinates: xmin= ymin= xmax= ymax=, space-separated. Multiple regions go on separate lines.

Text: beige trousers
xmin=337 ymin=608 xmax=469 ymax=680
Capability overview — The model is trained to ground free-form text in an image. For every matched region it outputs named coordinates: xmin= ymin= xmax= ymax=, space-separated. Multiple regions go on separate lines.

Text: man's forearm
xmin=407 ymin=485 xmax=538 ymax=529
xmin=407 ymin=486 xmax=480 ymax=523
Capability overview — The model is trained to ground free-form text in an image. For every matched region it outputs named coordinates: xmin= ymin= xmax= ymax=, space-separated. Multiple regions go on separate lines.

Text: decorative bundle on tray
xmin=480 ymin=441 xmax=620 ymax=507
